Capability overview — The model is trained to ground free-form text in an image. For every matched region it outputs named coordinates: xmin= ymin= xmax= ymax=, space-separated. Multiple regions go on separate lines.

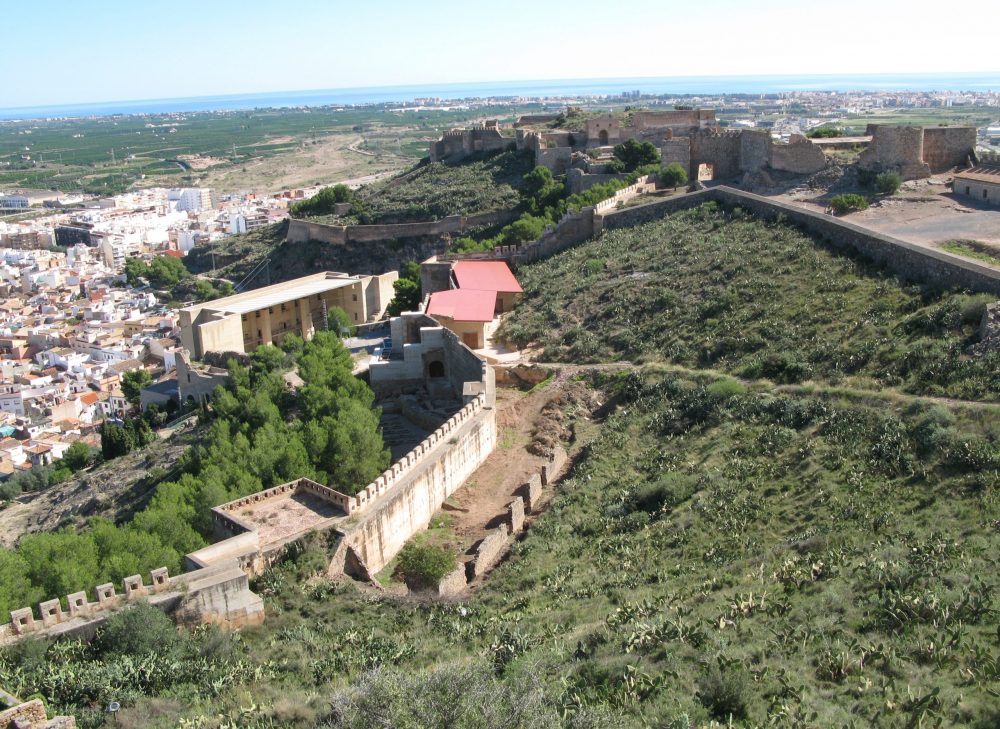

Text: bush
xmin=875 ymin=171 xmax=902 ymax=195
xmin=808 ymin=126 xmax=843 ymax=138
xmin=697 ymin=665 xmax=751 ymax=721
xmin=611 ymin=139 xmax=660 ymax=172
xmin=660 ymin=162 xmax=688 ymax=189
xmin=91 ymin=601 xmax=181 ymax=658
xmin=829 ymin=193 xmax=869 ymax=215
xmin=394 ymin=543 xmax=456 ymax=591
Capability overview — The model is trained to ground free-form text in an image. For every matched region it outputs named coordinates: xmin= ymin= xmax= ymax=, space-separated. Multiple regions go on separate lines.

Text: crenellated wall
xmin=0 ymin=560 xmax=264 ymax=647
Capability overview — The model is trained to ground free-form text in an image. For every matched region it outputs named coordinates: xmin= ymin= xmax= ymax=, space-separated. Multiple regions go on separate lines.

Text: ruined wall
xmin=661 ymin=138 xmax=691 ymax=171
xmin=602 ymin=187 xmax=1000 ymax=295
xmin=770 ymin=134 xmax=827 ymax=174
xmin=429 ymin=126 xmax=511 ymax=162
xmin=567 ymin=169 xmax=628 ymax=194
xmin=859 ymin=125 xmax=930 ymax=179
xmin=739 ymin=130 xmax=771 ymax=172
xmin=534 ymin=146 xmax=573 ymax=175
xmin=689 ymin=131 xmax=743 ymax=181
xmin=922 ymin=127 xmax=977 ymax=173
xmin=285 ymin=210 xmax=518 ymax=246
xmin=420 ymin=258 xmax=453 ymax=296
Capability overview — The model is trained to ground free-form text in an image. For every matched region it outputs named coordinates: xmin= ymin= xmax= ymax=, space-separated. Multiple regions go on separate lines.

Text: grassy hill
xmin=503 ymin=203 xmax=1000 ymax=401
xmin=306 ymin=149 xmax=533 ymax=225
xmin=5 ymin=204 xmax=1000 ymax=728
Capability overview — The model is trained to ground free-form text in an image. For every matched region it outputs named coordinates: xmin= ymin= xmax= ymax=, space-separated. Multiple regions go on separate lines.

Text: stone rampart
xmin=0 ymin=560 xmax=263 ymax=647
xmin=859 ymin=125 xmax=931 ymax=179
xmin=770 ymin=135 xmax=827 ymax=175
xmin=341 ymin=392 xmax=496 ymax=574
xmin=0 ymin=698 xmax=74 ymax=728
xmin=519 ymin=473 xmax=542 ymax=512
xmin=921 ymin=127 xmax=977 ymax=173
xmin=467 ymin=524 xmax=509 ymax=580
xmin=602 ymin=187 xmax=1000 ymax=295
xmin=507 ymin=496 xmax=525 ymax=534
xmin=437 ymin=566 xmax=468 ymax=597
xmin=286 ymin=210 xmax=518 ymax=246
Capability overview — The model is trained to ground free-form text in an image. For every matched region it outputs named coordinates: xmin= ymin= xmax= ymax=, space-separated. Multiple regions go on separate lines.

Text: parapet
xmin=1 ymin=567 xmax=173 ymax=644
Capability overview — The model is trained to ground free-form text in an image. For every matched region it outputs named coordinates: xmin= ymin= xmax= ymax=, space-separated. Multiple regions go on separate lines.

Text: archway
xmin=428 ymin=360 xmax=445 ymax=378
xmin=697 ymin=163 xmax=714 ymax=181
xmin=599 ymin=129 xmax=609 ymax=146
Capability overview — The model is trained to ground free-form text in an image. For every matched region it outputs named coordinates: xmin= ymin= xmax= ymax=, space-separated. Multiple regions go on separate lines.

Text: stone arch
xmin=428 ymin=360 xmax=446 ymax=378
xmin=599 ymin=129 xmax=609 ymax=146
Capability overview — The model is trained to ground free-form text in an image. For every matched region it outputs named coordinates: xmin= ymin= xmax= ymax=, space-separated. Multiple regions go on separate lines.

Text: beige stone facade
xmin=953 ymin=165 xmax=1000 ymax=207
xmin=178 ymin=271 xmax=396 ymax=358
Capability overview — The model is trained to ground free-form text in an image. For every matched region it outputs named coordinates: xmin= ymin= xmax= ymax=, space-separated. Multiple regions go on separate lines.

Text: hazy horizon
xmin=7 ymin=0 xmax=999 ymax=110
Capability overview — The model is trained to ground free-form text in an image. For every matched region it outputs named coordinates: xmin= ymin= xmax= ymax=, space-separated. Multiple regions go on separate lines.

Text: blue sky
xmin=6 ymin=0 xmax=996 ymax=108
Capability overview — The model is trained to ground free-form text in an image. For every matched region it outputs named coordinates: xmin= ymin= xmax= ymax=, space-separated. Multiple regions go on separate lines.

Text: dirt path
xmin=441 ymin=369 xmax=604 ymax=563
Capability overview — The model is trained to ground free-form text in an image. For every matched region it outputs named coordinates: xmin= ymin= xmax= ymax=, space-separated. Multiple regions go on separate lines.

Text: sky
xmin=5 ymin=0 xmax=998 ymax=109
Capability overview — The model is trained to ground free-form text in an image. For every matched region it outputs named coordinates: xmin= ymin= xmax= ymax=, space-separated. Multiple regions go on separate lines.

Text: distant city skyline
xmin=7 ymin=0 xmax=999 ymax=109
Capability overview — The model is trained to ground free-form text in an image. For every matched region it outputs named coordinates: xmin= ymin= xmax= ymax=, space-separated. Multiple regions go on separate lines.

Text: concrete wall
xmin=922 ymin=127 xmax=977 ymax=173
xmin=602 ymin=187 xmax=1000 ymax=295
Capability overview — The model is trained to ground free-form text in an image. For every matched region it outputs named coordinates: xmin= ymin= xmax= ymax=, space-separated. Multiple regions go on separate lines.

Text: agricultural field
xmin=0 ymin=105 xmax=532 ymax=195
xmin=502 ymin=204 xmax=1000 ymax=400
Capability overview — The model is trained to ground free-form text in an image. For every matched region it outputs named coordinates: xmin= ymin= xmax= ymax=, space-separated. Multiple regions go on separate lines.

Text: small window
xmin=985 ymin=189 xmax=989 ymax=200
xmin=255 ymin=311 xmax=260 ymax=318
xmin=268 ymin=307 xmax=273 ymax=314
xmin=352 ymin=294 xmax=358 ymax=301
xmin=281 ymin=304 xmax=286 ymax=311
xmin=966 ymin=186 xmax=971 ymax=195
xmin=257 ymin=329 xmax=262 ymax=339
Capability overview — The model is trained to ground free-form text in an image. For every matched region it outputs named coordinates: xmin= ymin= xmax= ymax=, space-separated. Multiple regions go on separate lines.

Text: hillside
xmin=503 ymin=203 xmax=1000 ymax=400
xmin=305 ymin=148 xmax=533 ymax=225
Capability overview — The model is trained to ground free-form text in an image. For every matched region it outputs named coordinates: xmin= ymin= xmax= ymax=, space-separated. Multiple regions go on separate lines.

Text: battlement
xmin=1 ymin=567 xmax=172 ymax=644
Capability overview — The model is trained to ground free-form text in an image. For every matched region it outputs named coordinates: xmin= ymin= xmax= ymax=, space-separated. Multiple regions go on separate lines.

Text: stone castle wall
xmin=770 ymin=134 xmax=828 ymax=174
xmin=922 ymin=126 xmax=978 ymax=173
xmin=286 ymin=210 xmax=518 ymax=246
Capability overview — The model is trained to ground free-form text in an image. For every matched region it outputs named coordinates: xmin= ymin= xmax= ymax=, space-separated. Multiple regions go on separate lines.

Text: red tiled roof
xmin=162 ymin=250 xmax=184 ymax=258
xmin=426 ymin=289 xmax=497 ymax=322
xmin=452 ymin=261 xmax=522 ymax=294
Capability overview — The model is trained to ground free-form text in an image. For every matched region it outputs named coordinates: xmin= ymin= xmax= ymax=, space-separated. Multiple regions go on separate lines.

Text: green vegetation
xmin=5 ymin=366 xmax=998 ymax=727
xmin=120 ymin=369 xmax=152 ymax=406
xmin=123 ymin=254 xmax=190 ymax=288
xmin=609 ymin=139 xmax=661 ymax=173
xmin=807 ymin=126 xmax=845 ymax=138
xmin=503 ymin=204 xmax=1000 ymax=399
xmin=290 ymin=184 xmax=354 ymax=217
xmin=875 ymin=171 xmax=902 ymax=195
xmin=387 ymin=261 xmax=422 ymax=316
xmin=828 ymin=193 xmax=870 ymax=214
xmin=327 ymin=305 xmax=356 ymax=337
xmin=0 ymin=332 xmax=389 ymax=623
xmin=306 ymin=150 xmax=533 ymax=225
xmin=659 ymin=162 xmax=688 ymax=189
xmin=394 ymin=543 xmax=457 ymax=591
xmin=940 ymin=240 xmax=1000 ymax=267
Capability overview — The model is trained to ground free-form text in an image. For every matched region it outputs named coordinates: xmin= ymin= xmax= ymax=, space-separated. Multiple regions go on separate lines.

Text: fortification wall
xmin=567 ymin=169 xmax=627 ymax=194
xmin=1 ymin=560 xmax=263 ymax=647
xmin=770 ymin=135 xmax=827 ymax=174
xmin=690 ymin=131 xmax=743 ymax=181
xmin=739 ymin=130 xmax=771 ymax=172
xmin=602 ymin=187 xmax=1000 ymax=295
xmin=535 ymin=146 xmax=572 ymax=175
xmin=342 ymin=394 xmax=496 ymax=574
xmin=859 ymin=125 xmax=930 ymax=179
xmin=922 ymin=126 xmax=977 ymax=173
xmin=661 ymin=138 xmax=691 ymax=171
xmin=285 ymin=210 xmax=518 ymax=246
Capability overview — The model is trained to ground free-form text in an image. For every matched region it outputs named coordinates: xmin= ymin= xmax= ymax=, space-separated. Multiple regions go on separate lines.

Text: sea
xmin=2 ymin=73 xmax=999 ymax=121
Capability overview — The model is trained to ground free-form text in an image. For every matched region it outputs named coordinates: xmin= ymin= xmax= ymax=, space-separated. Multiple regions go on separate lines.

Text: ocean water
xmin=2 ymin=73 xmax=998 ymax=121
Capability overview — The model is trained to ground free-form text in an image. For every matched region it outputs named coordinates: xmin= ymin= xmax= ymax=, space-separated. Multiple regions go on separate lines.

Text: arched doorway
xmin=599 ymin=129 xmax=609 ymax=146
xmin=428 ymin=360 xmax=445 ymax=378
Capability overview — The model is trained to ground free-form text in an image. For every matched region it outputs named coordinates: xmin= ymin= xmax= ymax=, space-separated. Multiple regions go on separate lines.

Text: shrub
xmin=829 ymin=193 xmax=869 ymax=215
xmin=808 ymin=126 xmax=843 ymax=138
xmin=395 ymin=543 xmax=456 ymax=591
xmin=697 ymin=665 xmax=751 ymax=721
xmin=92 ymin=601 xmax=181 ymax=658
xmin=612 ymin=139 xmax=661 ymax=172
xmin=706 ymin=377 xmax=746 ymax=400
xmin=875 ymin=171 xmax=902 ymax=195
xmin=660 ymin=162 xmax=688 ymax=189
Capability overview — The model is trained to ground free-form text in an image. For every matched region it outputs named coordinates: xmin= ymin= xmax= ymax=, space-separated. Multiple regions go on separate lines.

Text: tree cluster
xmin=123 ymin=255 xmax=190 ymax=289
xmin=0 ymin=332 xmax=390 ymax=617
xmin=387 ymin=262 xmax=422 ymax=316
xmin=289 ymin=184 xmax=354 ymax=217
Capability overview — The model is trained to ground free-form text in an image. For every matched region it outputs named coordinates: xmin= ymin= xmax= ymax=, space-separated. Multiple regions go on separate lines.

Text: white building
xmin=171 ymin=188 xmax=213 ymax=213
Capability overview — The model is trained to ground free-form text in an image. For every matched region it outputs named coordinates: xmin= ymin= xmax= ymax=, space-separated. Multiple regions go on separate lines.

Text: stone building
xmin=859 ymin=125 xmax=977 ymax=179
xmin=429 ymin=121 xmax=511 ymax=162
xmin=178 ymin=271 xmax=396 ymax=358
xmin=953 ymin=164 xmax=1000 ymax=207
